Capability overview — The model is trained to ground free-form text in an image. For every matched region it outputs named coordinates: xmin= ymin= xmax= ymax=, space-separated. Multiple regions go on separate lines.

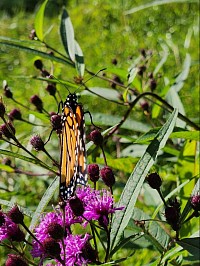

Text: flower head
xmin=0 ymin=214 xmax=24 ymax=242
xmin=6 ymin=254 xmax=28 ymax=266
xmin=191 ymin=194 xmax=200 ymax=212
xmin=76 ymin=186 xmax=123 ymax=227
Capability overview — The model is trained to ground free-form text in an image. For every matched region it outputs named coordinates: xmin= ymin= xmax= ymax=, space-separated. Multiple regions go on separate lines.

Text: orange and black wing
xmin=59 ymin=102 xmax=87 ymax=200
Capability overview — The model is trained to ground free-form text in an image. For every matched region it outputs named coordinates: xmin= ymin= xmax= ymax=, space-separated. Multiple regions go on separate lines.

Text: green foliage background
xmin=0 ymin=0 xmax=199 ymax=265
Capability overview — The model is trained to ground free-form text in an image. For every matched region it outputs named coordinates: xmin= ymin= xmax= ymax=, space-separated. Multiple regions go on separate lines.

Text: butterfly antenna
xmin=49 ymin=74 xmax=71 ymax=94
xmin=74 ymin=68 xmax=107 ymax=93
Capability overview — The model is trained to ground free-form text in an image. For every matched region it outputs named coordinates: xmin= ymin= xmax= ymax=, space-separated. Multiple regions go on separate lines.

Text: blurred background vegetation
xmin=0 ymin=0 xmax=199 ymax=265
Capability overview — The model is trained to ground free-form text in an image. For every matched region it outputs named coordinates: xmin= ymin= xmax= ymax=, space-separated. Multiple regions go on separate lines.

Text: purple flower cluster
xmin=0 ymin=211 xmax=24 ymax=242
xmin=30 ymin=186 xmax=122 ymax=265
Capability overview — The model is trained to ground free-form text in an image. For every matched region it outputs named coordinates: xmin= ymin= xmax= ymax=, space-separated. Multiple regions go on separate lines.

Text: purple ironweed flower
xmin=76 ymin=186 xmax=123 ymax=227
xmin=191 ymin=194 xmax=200 ymax=212
xmin=43 ymin=234 xmax=92 ymax=266
xmin=31 ymin=205 xmax=83 ymax=258
xmin=6 ymin=254 xmax=28 ymax=266
xmin=63 ymin=233 xmax=91 ymax=266
xmin=0 ymin=214 xmax=23 ymax=242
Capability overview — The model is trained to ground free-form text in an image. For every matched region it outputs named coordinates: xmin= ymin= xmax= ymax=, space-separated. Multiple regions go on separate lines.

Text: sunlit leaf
xmin=60 ymin=9 xmax=75 ymax=62
xmin=125 ymin=0 xmax=198 ymax=15
xmin=27 ymin=176 xmax=59 ymax=240
xmin=75 ymin=40 xmax=85 ymax=77
xmin=110 ymin=109 xmax=178 ymax=250
xmin=34 ymin=0 xmax=48 ymax=41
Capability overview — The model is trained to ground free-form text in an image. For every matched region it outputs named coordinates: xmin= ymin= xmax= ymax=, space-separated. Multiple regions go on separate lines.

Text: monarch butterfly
xmin=59 ymin=93 xmax=87 ymax=200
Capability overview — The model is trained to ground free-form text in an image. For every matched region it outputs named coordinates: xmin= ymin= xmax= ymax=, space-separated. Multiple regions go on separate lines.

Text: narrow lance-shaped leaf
xmin=60 ymin=9 xmax=75 ymax=62
xmin=34 ymin=0 xmax=49 ymax=41
xmin=75 ymin=40 xmax=85 ymax=77
xmin=110 ymin=109 xmax=178 ymax=250
xmin=26 ymin=176 xmax=59 ymax=241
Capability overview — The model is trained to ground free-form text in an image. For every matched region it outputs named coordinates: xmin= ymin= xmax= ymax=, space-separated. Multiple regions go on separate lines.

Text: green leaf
xmin=34 ymin=0 xmax=48 ymax=41
xmin=136 ymin=127 xmax=200 ymax=143
xmin=177 ymin=237 xmax=200 ymax=259
xmin=27 ymin=176 xmax=59 ymax=239
xmin=132 ymin=208 xmax=170 ymax=250
xmin=0 ymin=41 xmax=73 ymax=66
xmin=105 ymin=67 xmax=128 ymax=80
xmin=82 ymin=87 xmax=121 ymax=101
xmin=153 ymin=43 xmax=169 ymax=76
xmin=110 ymin=109 xmax=178 ymax=250
xmin=86 ymin=113 xmax=151 ymax=133
xmin=75 ymin=40 xmax=85 ymax=77
xmin=60 ymin=9 xmax=84 ymax=76
xmin=96 ymin=157 xmax=138 ymax=174
xmin=180 ymin=178 xmax=200 ymax=222
xmin=0 ymin=164 xmax=14 ymax=173
xmin=0 ymin=149 xmax=55 ymax=173
xmin=124 ymin=0 xmax=198 ymax=15
xmin=60 ymin=9 xmax=75 ymax=62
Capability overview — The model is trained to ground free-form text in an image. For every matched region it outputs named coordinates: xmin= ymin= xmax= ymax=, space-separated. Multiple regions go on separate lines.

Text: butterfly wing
xmin=59 ymin=102 xmax=87 ymax=200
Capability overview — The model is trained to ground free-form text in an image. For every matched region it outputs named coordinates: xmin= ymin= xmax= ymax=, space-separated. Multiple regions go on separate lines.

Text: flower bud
xmin=30 ymin=135 xmax=45 ymax=151
xmin=149 ymin=78 xmax=157 ymax=91
xmin=69 ymin=197 xmax=85 ymax=216
xmin=34 ymin=59 xmax=43 ymax=70
xmin=138 ymin=65 xmax=146 ymax=76
xmin=146 ymin=172 xmax=162 ymax=190
xmin=7 ymin=205 xmax=24 ymax=224
xmin=111 ymin=58 xmax=118 ymax=65
xmin=2 ymin=158 xmax=12 ymax=166
xmin=88 ymin=164 xmax=100 ymax=182
xmin=30 ymin=95 xmax=43 ymax=112
xmin=46 ymin=84 xmax=56 ymax=96
xmin=98 ymin=214 xmax=109 ymax=228
xmin=165 ymin=198 xmax=181 ymax=231
xmin=100 ymin=166 xmax=115 ymax=187
xmin=89 ymin=130 xmax=103 ymax=146
xmin=0 ymin=122 xmax=15 ymax=138
xmin=0 ymin=100 xmax=6 ymax=118
xmin=8 ymin=226 xmax=25 ymax=242
xmin=4 ymin=88 xmax=13 ymax=99
xmin=140 ymin=48 xmax=146 ymax=58
xmin=6 ymin=254 xmax=28 ymax=266
xmin=47 ymin=222 xmax=64 ymax=240
xmin=8 ymin=109 xmax=22 ymax=121
xmin=43 ymin=237 xmax=61 ymax=258
xmin=140 ymin=101 xmax=149 ymax=113
xmin=82 ymin=242 xmax=97 ymax=263
xmin=51 ymin=114 xmax=62 ymax=132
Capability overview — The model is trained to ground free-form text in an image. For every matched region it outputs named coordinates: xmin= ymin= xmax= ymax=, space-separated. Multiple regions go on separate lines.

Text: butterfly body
xmin=60 ymin=93 xmax=87 ymax=200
